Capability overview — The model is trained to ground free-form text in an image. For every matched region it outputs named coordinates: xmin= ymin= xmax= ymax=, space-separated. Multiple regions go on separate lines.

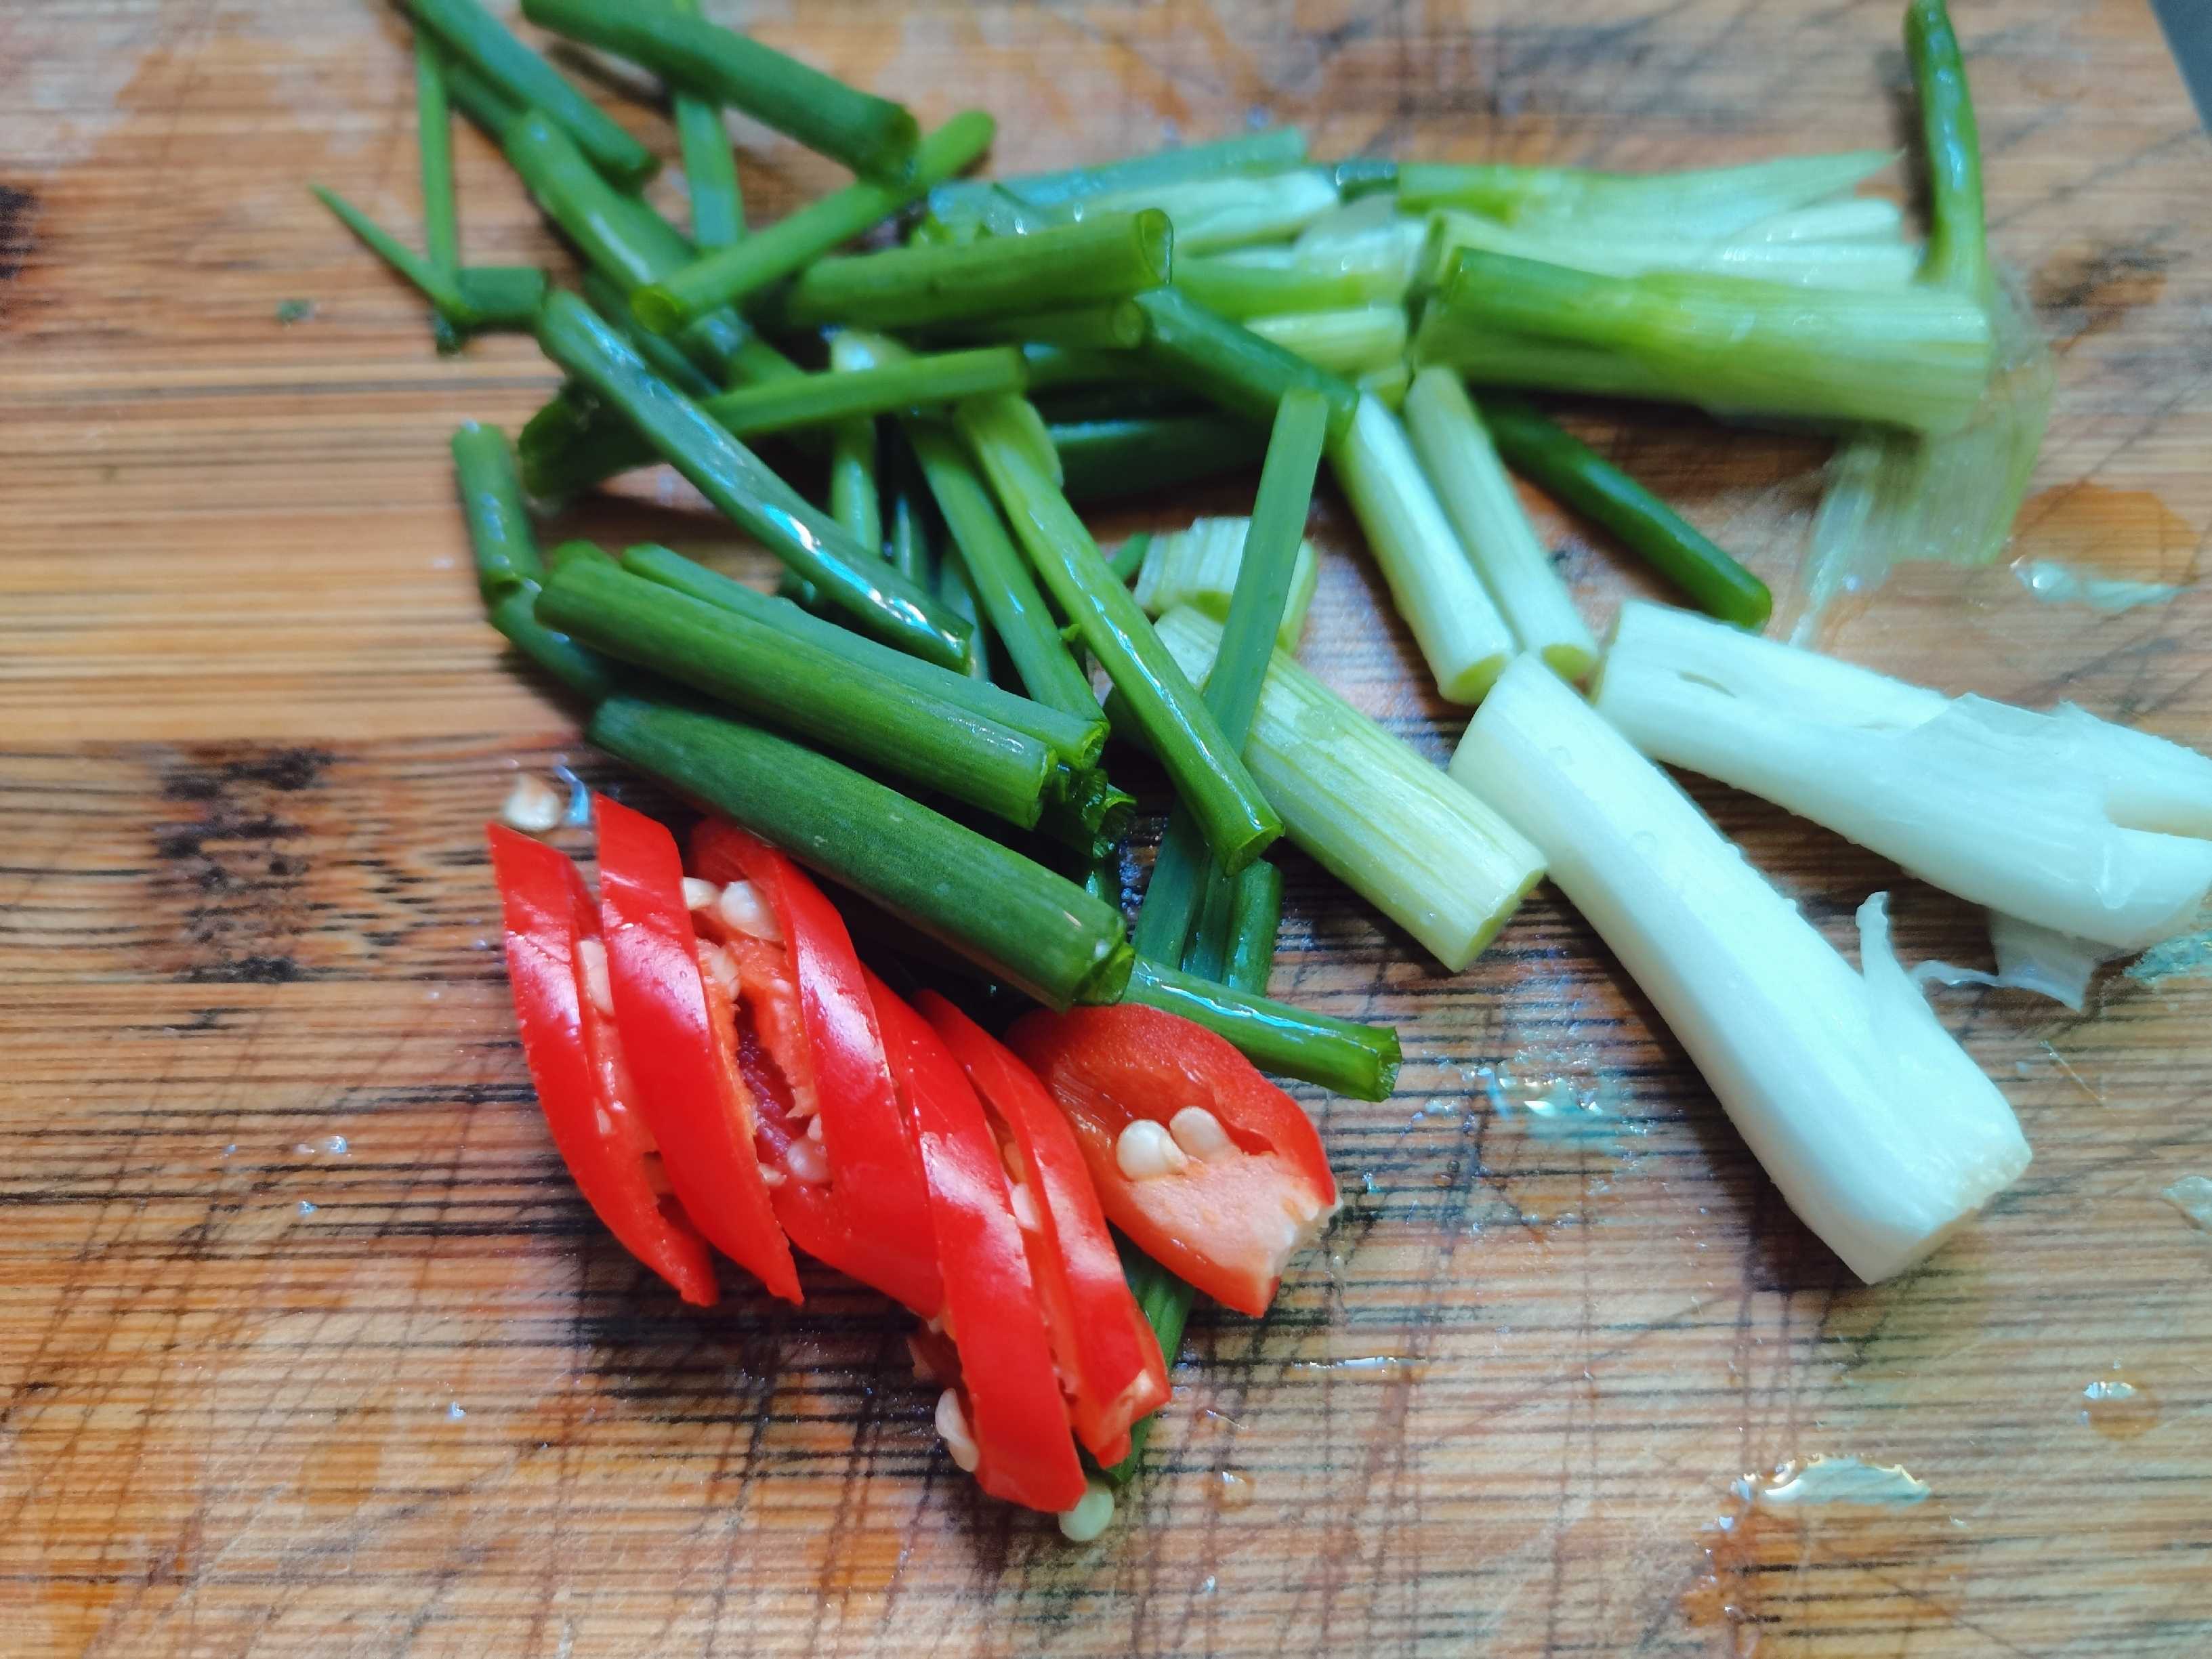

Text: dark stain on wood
xmin=0 ymin=181 xmax=35 ymax=282
xmin=2033 ymin=238 xmax=2175 ymax=345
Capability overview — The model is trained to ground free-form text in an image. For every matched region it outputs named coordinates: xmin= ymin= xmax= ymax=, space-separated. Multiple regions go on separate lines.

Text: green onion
xmin=948 ymin=301 xmax=1149 ymax=352
xmin=1223 ymin=860 xmax=1284 ymax=996
xmin=412 ymin=33 xmax=460 ymax=352
xmin=1105 ymin=1236 xmax=1196 ymax=1484
xmin=634 ymin=110 xmax=995 ymax=333
xmin=451 ymin=424 xmax=619 ymax=701
xmin=1108 ymin=532 xmax=1152 ymax=585
xmin=1329 ymin=392 xmax=1514 ymax=702
xmin=885 ymin=439 xmax=934 ymax=586
xmin=1330 ymin=158 xmax=1399 ymax=198
xmin=520 ymin=0 xmax=918 ymax=182
xmin=309 ymin=185 xmax=543 ymax=329
xmin=1434 ymin=249 xmax=1995 ymax=436
xmin=1420 ymin=207 xmax=1919 ymax=293
xmin=667 ymin=0 xmax=743 ymax=248
xmin=1133 ymin=392 xmax=1327 ymax=964
xmin=1477 ymin=394 xmax=1772 ymax=629
xmin=534 ymin=291 xmax=970 ymax=669
xmin=1402 ymin=368 xmax=1598 ymax=677
xmin=940 ymin=127 xmax=1308 ymax=218
xmin=827 ymin=331 xmax=884 ymax=551
xmin=1174 ymin=248 xmax=1408 ymax=319
xmin=1124 ymin=959 xmax=1399 ymax=1100
xmin=958 ymin=394 xmax=1281 ymax=875
xmin=620 ymin=542 xmax=1102 ymax=768
xmin=591 ymin=696 xmax=1133 ymax=1010
xmin=1180 ymin=872 xmax=1236 ymax=983
xmin=1408 ymin=310 xmax=1682 ymax=402
xmin=907 ymin=421 xmax=1100 ymax=722
xmin=1069 ymin=171 xmax=1338 ymax=255
xmin=1794 ymin=0 xmax=2051 ymax=636
xmin=496 ymin=111 xmax=780 ymax=385
xmin=1153 ymin=604 xmax=1545 ymax=972
xmin=521 ymin=345 xmax=1028 ymax=495
xmin=1132 ymin=288 xmax=1360 ymax=442
xmin=539 ymin=550 xmax=1053 ymax=829
xmin=776 ymin=211 xmax=1173 ymax=332
xmin=1396 ymin=150 xmax=1892 ymax=236
xmin=1052 ymin=416 xmax=1269 ymax=505
xmin=935 ymin=539 xmax=993 ymax=682
xmin=1133 ymin=518 xmax=1319 ymax=649
xmin=407 ymin=0 xmax=659 ymax=188
xmin=1020 ymin=342 xmax=1148 ymax=392
xmin=579 ymin=272 xmax=719 ymax=398
xmin=1246 ymin=305 xmax=1408 ymax=377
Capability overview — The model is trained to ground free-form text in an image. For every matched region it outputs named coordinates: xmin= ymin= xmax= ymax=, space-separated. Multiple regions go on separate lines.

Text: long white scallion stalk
xmin=1453 ymin=653 xmax=2030 ymax=1284
xmin=1402 ymin=366 xmax=1598 ymax=679
xmin=1154 ymin=605 xmax=1545 ymax=970
xmin=1593 ymin=600 xmax=2212 ymax=951
xmin=1327 ymin=393 xmax=1514 ymax=702
xmin=1421 ymin=209 xmax=1919 ymax=293
xmin=1396 ymin=150 xmax=1895 ymax=238
xmin=1247 ymin=305 xmax=1409 ymax=377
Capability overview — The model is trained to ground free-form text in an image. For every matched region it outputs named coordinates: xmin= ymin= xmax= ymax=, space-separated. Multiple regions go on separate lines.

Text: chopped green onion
xmin=1420 ymin=208 xmax=1920 ymax=292
xmin=520 ymin=345 xmax=1026 ymax=495
xmin=776 ymin=211 xmax=1173 ymax=333
xmin=620 ymin=542 xmax=1102 ymax=769
xmin=1396 ymin=150 xmax=1892 ymax=236
xmin=1794 ymin=0 xmax=2051 ymax=637
xmin=885 ymin=438 xmax=934 ymax=586
xmin=934 ymin=539 xmax=993 ymax=682
xmin=1132 ymin=287 xmax=1360 ymax=440
xmin=633 ymin=112 xmax=996 ymax=332
xmin=1124 ymin=959 xmax=1399 ymax=1100
xmin=1434 ymin=249 xmax=1995 ymax=435
xmin=309 ymin=185 xmax=543 ymax=329
xmin=1402 ymin=368 xmax=1597 ymax=678
xmin=595 ymin=696 xmax=1133 ymax=1010
xmin=827 ymin=331 xmax=884 ymax=551
xmin=1328 ymin=392 xmax=1514 ymax=702
xmin=496 ymin=110 xmax=778 ymax=385
xmin=412 ymin=33 xmax=460 ymax=352
xmin=1070 ymin=169 xmax=1339 ymax=255
xmin=408 ymin=0 xmax=659 ymax=188
xmin=1593 ymin=599 xmax=2212 ymax=951
xmin=539 ymin=549 xmax=1053 ymax=828
xmin=1451 ymin=654 xmax=2028 ymax=1285
xmin=1154 ymin=605 xmax=1545 ymax=970
xmin=1223 ymin=860 xmax=1284 ymax=996
xmin=580 ymin=271 xmax=719 ymax=398
xmin=1409 ymin=310 xmax=1681 ymax=402
xmin=908 ymin=421 xmax=1100 ymax=723
xmin=958 ymin=394 xmax=1281 ymax=875
xmin=948 ymin=301 xmax=1149 ymax=352
xmin=1174 ymin=248 xmax=1408 ymax=318
xmin=1329 ymin=158 xmax=1400 ymax=198
xmin=451 ymin=425 xmax=619 ymax=700
xmin=666 ymin=0 xmax=743 ymax=248
xmin=1133 ymin=392 xmax=1328 ymax=965
xmin=520 ymin=0 xmax=918 ymax=182
xmin=1478 ymin=393 xmax=1772 ymax=629
xmin=1053 ymin=417 xmax=1269 ymax=505
xmin=940 ymin=127 xmax=1308 ymax=218
xmin=1133 ymin=518 xmax=1319 ymax=650
xmin=534 ymin=291 xmax=970 ymax=669
xmin=1245 ymin=304 xmax=1409 ymax=377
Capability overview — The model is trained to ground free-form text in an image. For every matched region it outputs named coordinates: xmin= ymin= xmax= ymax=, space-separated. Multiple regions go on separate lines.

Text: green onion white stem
xmin=1592 ymin=600 xmax=2212 ymax=951
xmin=1327 ymin=392 xmax=1514 ymax=702
xmin=1421 ymin=209 xmax=1919 ymax=292
xmin=1453 ymin=653 xmax=2030 ymax=1284
xmin=1133 ymin=518 xmax=1319 ymax=650
xmin=1154 ymin=606 xmax=1544 ymax=971
xmin=1402 ymin=368 xmax=1597 ymax=679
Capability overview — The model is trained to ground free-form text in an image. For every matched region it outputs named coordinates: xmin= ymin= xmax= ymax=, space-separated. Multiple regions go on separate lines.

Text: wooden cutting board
xmin=5 ymin=2 xmax=2209 ymax=1653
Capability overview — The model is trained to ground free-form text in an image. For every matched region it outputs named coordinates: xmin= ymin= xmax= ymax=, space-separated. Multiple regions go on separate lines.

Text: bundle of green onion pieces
xmin=322 ymin=0 xmax=2212 ymax=1500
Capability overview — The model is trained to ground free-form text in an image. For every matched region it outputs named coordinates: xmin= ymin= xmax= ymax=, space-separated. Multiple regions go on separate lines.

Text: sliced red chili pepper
xmin=869 ymin=973 xmax=1086 ymax=1514
xmin=487 ymin=823 xmax=717 ymax=1307
xmin=917 ymin=992 xmax=1168 ymax=1465
xmin=593 ymin=795 xmax=800 ymax=1304
xmin=690 ymin=820 xmax=944 ymax=1320
xmin=1006 ymin=1004 xmax=1337 ymax=1318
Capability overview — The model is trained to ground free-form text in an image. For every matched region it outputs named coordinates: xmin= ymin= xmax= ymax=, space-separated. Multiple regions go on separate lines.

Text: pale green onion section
xmin=1133 ymin=518 xmax=1319 ymax=650
xmin=1396 ymin=150 xmax=1893 ymax=238
xmin=1327 ymin=393 xmax=1512 ymax=702
xmin=1402 ymin=367 xmax=1596 ymax=679
xmin=1451 ymin=652 xmax=2029 ymax=1286
xmin=1420 ymin=209 xmax=1918 ymax=293
xmin=1246 ymin=305 xmax=1409 ymax=377
xmin=1154 ymin=606 xmax=1544 ymax=971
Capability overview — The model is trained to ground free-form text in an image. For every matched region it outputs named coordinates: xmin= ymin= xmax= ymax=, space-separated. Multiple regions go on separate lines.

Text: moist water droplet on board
xmin=2079 ymin=1369 xmax=2159 ymax=1439
xmin=2162 ymin=1174 xmax=2212 ymax=1232
xmin=1735 ymin=1456 xmax=1931 ymax=1509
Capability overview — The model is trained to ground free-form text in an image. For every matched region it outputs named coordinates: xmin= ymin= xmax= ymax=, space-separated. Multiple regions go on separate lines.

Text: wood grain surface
xmin=5 ymin=2 xmax=2211 ymax=1654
